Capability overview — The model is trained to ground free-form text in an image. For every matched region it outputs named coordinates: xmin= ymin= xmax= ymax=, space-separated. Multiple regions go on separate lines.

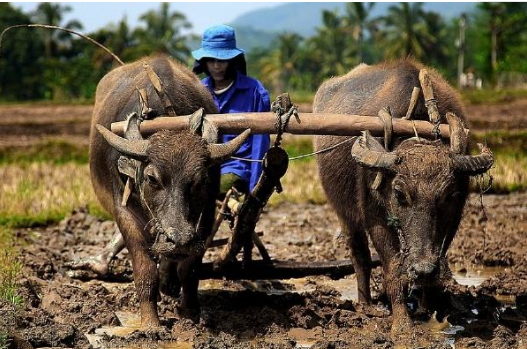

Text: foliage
xmin=0 ymin=4 xmax=45 ymax=100
xmin=1 ymin=3 xmax=527 ymax=101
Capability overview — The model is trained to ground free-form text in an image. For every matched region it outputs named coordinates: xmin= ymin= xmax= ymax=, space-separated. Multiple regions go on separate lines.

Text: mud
xmin=1 ymin=191 xmax=524 ymax=349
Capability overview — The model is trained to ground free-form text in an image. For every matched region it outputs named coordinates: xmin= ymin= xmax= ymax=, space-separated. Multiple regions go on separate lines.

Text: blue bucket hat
xmin=192 ymin=24 xmax=245 ymax=61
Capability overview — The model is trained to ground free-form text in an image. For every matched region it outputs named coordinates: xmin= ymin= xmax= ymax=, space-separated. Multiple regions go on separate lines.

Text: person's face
xmin=205 ymin=59 xmax=230 ymax=83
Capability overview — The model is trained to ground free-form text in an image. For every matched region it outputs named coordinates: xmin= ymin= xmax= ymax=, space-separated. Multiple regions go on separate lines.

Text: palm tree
xmin=380 ymin=2 xmax=434 ymax=61
xmin=32 ymin=3 xmax=83 ymax=58
xmin=133 ymin=3 xmax=192 ymax=61
xmin=342 ymin=2 xmax=377 ymax=63
xmin=257 ymin=32 xmax=302 ymax=96
xmin=311 ymin=9 xmax=351 ymax=78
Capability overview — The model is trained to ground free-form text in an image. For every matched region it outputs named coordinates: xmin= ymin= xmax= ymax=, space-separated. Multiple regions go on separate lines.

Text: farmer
xmin=66 ymin=25 xmax=271 ymax=277
xmin=192 ymin=24 xmax=271 ymax=197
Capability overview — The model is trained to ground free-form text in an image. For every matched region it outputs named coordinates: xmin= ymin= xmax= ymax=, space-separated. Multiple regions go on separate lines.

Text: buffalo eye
xmin=394 ymin=187 xmax=408 ymax=206
xmin=147 ymin=174 xmax=159 ymax=187
xmin=144 ymin=166 xmax=161 ymax=189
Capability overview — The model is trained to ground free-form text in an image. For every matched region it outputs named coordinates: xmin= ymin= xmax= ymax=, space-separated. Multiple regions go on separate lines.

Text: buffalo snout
xmin=408 ymin=261 xmax=439 ymax=281
xmin=152 ymin=227 xmax=205 ymax=258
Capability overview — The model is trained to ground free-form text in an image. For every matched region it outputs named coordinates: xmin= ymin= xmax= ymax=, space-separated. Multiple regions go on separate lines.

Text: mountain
xmin=230 ymin=2 xmax=476 ymax=46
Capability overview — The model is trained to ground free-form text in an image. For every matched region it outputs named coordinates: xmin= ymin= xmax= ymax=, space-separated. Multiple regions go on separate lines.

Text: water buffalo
xmin=314 ymin=60 xmax=493 ymax=333
xmin=90 ymin=54 xmax=250 ymax=326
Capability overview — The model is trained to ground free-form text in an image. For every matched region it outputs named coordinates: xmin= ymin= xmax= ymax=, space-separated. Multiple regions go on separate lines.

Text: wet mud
xmin=4 ymin=192 xmax=526 ymax=348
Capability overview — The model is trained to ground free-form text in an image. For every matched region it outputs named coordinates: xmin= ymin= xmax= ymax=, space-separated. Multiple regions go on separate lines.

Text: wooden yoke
xmin=111 ymin=112 xmax=453 ymax=139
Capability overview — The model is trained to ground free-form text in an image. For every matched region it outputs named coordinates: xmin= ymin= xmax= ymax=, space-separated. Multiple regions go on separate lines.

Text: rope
xmin=271 ymin=93 xmax=299 ymax=147
xmin=231 ymin=136 xmax=356 ymax=163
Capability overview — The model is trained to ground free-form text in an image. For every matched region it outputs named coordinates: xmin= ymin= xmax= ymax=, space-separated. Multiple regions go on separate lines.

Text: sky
xmin=12 ymin=2 xmax=285 ymax=35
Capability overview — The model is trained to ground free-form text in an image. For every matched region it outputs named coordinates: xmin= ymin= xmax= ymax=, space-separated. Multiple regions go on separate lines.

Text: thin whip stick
xmin=0 ymin=24 xmax=124 ymax=66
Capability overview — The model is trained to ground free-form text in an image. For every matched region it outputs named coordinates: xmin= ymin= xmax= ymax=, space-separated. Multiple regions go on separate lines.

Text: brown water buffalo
xmin=314 ymin=60 xmax=493 ymax=333
xmin=90 ymin=54 xmax=250 ymax=327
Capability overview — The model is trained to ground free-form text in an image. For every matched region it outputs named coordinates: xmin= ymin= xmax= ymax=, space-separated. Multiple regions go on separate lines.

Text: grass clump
xmin=471 ymin=130 xmax=527 ymax=193
xmin=0 ymin=163 xmax=107 ymax=228
xmin=0 ymin=139 xmax=89 ymax=165
xmin=0 ymin=227 xmax=23 ymax=349
xmin=461 ymin=88 xmax=527 ymax=105
xmin=0 ymin=227 xmax=22 ymax=307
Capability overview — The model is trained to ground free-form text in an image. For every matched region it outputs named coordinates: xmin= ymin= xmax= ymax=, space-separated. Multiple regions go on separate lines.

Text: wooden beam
xmin=199 ymin=256 xmax=381 ymax=280
xmin=111 ymin=112 xmax=452 ymax=139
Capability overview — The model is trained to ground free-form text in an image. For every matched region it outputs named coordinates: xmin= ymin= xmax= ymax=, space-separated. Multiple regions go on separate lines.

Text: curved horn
xmin=446 ymin=112 xmax=469 ymax=154
xmin=208 ymin=129 xmax=251 ymax=165
xmin=96 ymin=124 xmax=150 ymax=161
xmin=453 ymin=143 xmax=494 ymax=175
xmin=351 ymin=131 xmax=398 ymax=171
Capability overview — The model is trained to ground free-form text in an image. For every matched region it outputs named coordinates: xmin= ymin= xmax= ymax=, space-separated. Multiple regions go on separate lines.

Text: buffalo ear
xmin=208 ymin=129 xmax=251 ymax=165
xmin=351 ymin=131 xmax=398 ymax=172
xmin=96 ymin=124 xmax=150 ymax=161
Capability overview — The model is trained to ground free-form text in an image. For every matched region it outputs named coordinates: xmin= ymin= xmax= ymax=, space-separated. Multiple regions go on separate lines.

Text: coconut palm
xmin=257 ymin=32 xmax=303 ymax=96
xmin=32 ymin=3 xmax=83 ymax=58
xmin=342 ymin=2 xmax=377 ymax=63
xmin=380 ymin=2 xmax=434 ymax=61
xmin=311 ymin=9 xmax=351 ymax=78
xmin=133 ymin=3 xmax=192 ymax=61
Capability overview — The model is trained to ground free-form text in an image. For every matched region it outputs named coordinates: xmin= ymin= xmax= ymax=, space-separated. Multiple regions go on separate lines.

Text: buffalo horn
xmin=453 ymin=143 xmax=494 ymax=175
xmin=351 ymin=131 xmax=398 ymax=171
xmin=446 ymin=112 xmax=469 ymax=154
xmin=208 ymin=129 xmax=252 ymax=165
xmin=96 ymin=124 xmax=150 ymax=161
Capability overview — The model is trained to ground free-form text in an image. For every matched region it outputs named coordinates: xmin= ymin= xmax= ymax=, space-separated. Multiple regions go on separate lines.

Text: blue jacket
xmin=202 ymin=73 xmax=271 ymax=191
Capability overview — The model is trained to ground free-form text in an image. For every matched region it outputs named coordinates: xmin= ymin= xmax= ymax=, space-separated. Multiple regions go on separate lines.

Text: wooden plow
xmin=110 ymin=70 xmax=460 ymax=282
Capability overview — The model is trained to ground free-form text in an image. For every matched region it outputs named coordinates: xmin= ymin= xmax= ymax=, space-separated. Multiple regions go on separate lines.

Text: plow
xmin=108 ymin=68 xmax=458 ymax=282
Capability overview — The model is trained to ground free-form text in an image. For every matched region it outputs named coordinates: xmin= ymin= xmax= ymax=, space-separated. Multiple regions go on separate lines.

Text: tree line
xmin=1 ymin=2 xmax=526 ymax=101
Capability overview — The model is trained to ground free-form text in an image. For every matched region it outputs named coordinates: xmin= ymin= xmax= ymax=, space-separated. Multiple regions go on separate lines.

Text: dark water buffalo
xmin=314 ymin=60 xmax=493 ymax=333
xmin=90 ymin=54 xmax=250 ymax=326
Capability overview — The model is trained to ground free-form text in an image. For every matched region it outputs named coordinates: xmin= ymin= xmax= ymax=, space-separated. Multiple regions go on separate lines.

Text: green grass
xmin=0 ymin=140 xmax=89 ymax=165
xmin=0 ymin=162 xmax=107 ymax=228
xmin=0 ymin=227 xmax=23 ymax=349
xmin=0 ymin=131 xmax=524 ymax=227
xmin=460 ymin=88 xmax=527 ymax=105
xmin=471 ymin=130 xmax=527 ymax=193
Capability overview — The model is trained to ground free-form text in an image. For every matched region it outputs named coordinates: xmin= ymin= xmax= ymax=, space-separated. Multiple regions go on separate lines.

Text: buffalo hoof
xmin=65 ymin=255 xmax=109 ymax=276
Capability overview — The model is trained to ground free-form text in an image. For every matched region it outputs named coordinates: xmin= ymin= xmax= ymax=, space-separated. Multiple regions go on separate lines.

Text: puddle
xmin=452 ymin=266 xmax=509 ymax=287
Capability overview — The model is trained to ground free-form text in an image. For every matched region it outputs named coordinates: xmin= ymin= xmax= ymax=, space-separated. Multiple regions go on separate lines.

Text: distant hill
xmin=229 ymin=2 xmax=477 ymax=51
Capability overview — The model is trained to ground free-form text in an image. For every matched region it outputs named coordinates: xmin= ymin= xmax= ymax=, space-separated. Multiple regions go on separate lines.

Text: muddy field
xmin=0 ymin=102 xmax=526 ymax=348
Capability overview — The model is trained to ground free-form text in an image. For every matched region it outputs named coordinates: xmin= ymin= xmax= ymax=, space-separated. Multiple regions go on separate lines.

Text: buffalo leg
xmin=341 ymin=217 xmax=372 ymax=303
xmin=368 ymin=225 xmax=412 ymax=334
xmin=159 ymin=258 xmax=181 ymax=297
xmin=115 ymin=208 xmax=160 ymax=327
xmin=66 ymin=230 xmax=126 ymax=276
xmin=176 ymin=256 xmax=201 ymax=321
